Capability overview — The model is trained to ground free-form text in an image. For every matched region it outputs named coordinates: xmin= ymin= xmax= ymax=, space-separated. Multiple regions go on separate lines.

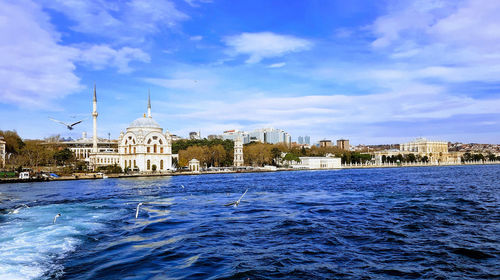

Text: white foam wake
xmin=0 ymin=203 xmax=116 ymax=280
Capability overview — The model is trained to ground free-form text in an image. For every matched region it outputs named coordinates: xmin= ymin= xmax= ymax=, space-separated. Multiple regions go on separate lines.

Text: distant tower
xmin=147 ymin=89 xmax=152 ymax=118
xmin=234 ymin=136 xmax=244 ymax=167
xmin=92 ymin=84 xmax=98 ymax=153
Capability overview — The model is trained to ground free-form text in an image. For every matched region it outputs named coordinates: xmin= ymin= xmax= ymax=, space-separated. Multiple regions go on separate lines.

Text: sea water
xmin=0 ymin=165 xmax=498 ymax=279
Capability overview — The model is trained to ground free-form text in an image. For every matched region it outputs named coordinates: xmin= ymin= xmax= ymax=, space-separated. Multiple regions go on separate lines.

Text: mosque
xmin=88 ymin=86 xmax=174 ymax=172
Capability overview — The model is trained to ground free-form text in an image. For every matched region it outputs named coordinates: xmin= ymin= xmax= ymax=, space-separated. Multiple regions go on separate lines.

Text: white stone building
xmin=89 ymin=88 xmax=173 ymax=172
xmin=292 ymin=156 xmax=342 ymax=169
xmin=0 ymin=137 xmax=6 ymax=168
xmin=233 ymin=136 xmax=244 ymax=166
xmin=189 ymin=159 xmax=200 ymax=172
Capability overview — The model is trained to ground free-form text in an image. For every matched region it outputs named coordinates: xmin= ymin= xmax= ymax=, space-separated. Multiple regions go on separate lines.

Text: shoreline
xmin=1 ymin=161 xmax=500 ymax=184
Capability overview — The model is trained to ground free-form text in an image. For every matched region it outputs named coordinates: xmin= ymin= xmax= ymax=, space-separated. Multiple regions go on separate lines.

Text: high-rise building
xmin=223 ymin=128 xmax=291 ymax=145
xmin=189 ymin=131 xmax=201 ymax=140
xmin=222 ymin=130 xmax=249 ymax=144
xmin=298 ymin=136 xmax=304 ymax=144
xmin=337 ymin=139 xmax=350 ymax=150
xmin=319 ymin=140 xmax=332 ymax=147
xmin=304 ymin=136 xmax=311 ymax=145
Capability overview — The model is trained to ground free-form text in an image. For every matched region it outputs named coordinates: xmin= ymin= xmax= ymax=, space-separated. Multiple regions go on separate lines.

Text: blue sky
xmin=1 ymin=0 xmax=499 ymax=144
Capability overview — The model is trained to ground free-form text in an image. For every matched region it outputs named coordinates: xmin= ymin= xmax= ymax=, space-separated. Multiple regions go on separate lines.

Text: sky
xmin=1 ymin=0 xmax=499 ymax=145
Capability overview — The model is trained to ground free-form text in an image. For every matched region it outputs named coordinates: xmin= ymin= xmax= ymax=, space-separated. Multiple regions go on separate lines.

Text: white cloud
xmin=42 ymin=0 xmax=188 ymax=42
xmin=0 ymin=0 xmax=81 ymax=107
xmin=189 ymin=35 xmax=203 ymax=41
xmin=184 ymin=0 xmax=212 ymax=8
xmin=223 ymin=32 xmax=312 ymax=63
xmin=268 ymin=62 xmax=286 ymax=68
xmin=171 ymin=86 xmax=500 ymax=141
xmin=0 ymin=0 xmax=154 ymax=108
xmin=78 ymin=45 xmax=150 ymax=73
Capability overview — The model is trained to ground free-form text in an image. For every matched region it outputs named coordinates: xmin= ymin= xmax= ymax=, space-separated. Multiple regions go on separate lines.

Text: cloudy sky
xmin=1 ymin=0 xmax=499 ymax=144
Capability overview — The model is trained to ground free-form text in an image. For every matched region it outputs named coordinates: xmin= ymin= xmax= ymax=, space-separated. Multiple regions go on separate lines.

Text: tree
xmin=271 ymin=147 xmax=282 ymax=166
xmin=0 ymin=130 xmax=25 ymax=155
xmin=283 ymin=153 xmax=301 ymax=164
xmin=152 ymin=164 xmax=157 ymax=172
xmin=209 ymin=144 xmax=226 ymax=167
xmin=406 ymin=153 xmax=416 ymax=163
xmin=244 ymin=143 xmax=273 ymax=166
xmin=53 ymin=148 xmax=74 ymax=166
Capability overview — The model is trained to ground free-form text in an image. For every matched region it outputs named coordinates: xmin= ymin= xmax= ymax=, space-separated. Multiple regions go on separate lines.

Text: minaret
xmin=92 ymin=84 xmax=98 ymax=153
xmin=147 ymin=89 xmax=152 ymax=118
xmin=234 ymin=136 xmax=244 ymax=167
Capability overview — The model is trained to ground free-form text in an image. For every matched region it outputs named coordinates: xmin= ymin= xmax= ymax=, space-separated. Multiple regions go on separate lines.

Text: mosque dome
xmin=128 ymin=117 xmax=161 ymax=129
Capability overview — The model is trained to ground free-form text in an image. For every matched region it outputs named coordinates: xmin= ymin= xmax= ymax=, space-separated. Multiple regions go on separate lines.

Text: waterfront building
xmin=88 ymin=87 xmax=173 ymax=172
xmin=337 ymin=139 xmax=350 ymax=150
xmin=373 ymin=138 xmax=458 ymax=164
xmin=291 ymin=156 xmax=341 ymax=169
xmin=319 ymin=140 xmax=332 ymax=147
xmin=400 ymin=138 xmax=448 ymax=154
xmin=234 ymin=136 xmax=244 ymax=167
xmin=189 ymin=159 xmax=200 ymax=172
xmin=0 ymin=136 xmax=5 ymax=168
xmin=57 ymin=133 xmax=117 ymax=162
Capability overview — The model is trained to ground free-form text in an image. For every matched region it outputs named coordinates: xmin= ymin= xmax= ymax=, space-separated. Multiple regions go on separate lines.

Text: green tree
xmin=53 ymin=148 xmax=74 ymax=166
xmin=283 ymin=153 xmax=301 ymax=164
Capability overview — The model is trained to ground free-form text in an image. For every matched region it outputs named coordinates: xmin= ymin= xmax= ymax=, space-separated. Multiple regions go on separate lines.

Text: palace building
xmin=88 ymin=87 xmax=173 ymax=172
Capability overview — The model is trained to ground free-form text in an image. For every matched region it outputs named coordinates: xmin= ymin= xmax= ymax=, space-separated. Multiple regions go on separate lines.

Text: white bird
xmin=135 ymin=202 xmax=143 ymax=219
xmin=225 ymin=188 xmax=248 ymax=207
xmin=181 ymin=185 xmax=185 ymax=189
xmin=9 ymin=204 xmax=30 ymax=214
xmin=53 ymin=213 xmax=61 ymax=224
xmin=49 ymin=117 xmax=84 ymax=130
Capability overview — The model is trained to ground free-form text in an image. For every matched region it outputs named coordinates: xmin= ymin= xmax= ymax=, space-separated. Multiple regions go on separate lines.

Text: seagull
xmin=9 ymin=204 xmax=29 ymax=214
xmin=224 ymin=188 xmax=248 ymax=207
xmin=53 ymin=213 xmax=61 ymax=224
xmin=49 ymin=117 xmax=84 ymax=130
xmin=181 ymin=185 xmax=185 ymax=189
xmin=135 ymin=202 xmax=143 ymax=219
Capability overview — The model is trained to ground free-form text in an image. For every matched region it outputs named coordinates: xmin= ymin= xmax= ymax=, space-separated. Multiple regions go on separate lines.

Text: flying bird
xmin=224 ymin=188 xmax=248 ymax=207
xmin=49 ymin=118 xmax=84 ymax=130
xmin=135 ymin=202 xmax=143 ymax=219
xmin=53 ymin=213 xmax=61 ymax=224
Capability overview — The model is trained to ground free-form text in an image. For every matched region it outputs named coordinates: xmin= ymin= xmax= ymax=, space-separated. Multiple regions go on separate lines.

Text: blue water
xmin=0 ymin=165 xmax=499 ymax=279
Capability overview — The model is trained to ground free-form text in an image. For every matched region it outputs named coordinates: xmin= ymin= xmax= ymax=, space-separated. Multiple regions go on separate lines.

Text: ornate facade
xmin=89 ymin=88 xmax=173 ymax=172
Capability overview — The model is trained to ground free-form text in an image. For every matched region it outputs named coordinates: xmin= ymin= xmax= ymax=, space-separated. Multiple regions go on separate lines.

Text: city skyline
xmin=1 ymin=0 xmax=500 ymax=145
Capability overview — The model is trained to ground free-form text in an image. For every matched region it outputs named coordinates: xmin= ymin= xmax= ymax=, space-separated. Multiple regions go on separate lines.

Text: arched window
xmin=160 ymin=147 xmax=164 ymax=153
xmin=129 ymin=144 xmax=132 ymax=154
xmin=147 ymin=160 xmax=151 ymax=170
xmin=160 ymin=160 xmax=163 ymax=170
xmin=147 ymin=147 xmax=150 ymax=153
xmin=125 ymin=147 xmax=127 ymax=154
xmin=154 ymin=144 xmax=157 ymax=153
xmin=134 ymin=160 xmax=136 ymax=168
xmin=133 ymin=147 xmax=136 ymax=153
